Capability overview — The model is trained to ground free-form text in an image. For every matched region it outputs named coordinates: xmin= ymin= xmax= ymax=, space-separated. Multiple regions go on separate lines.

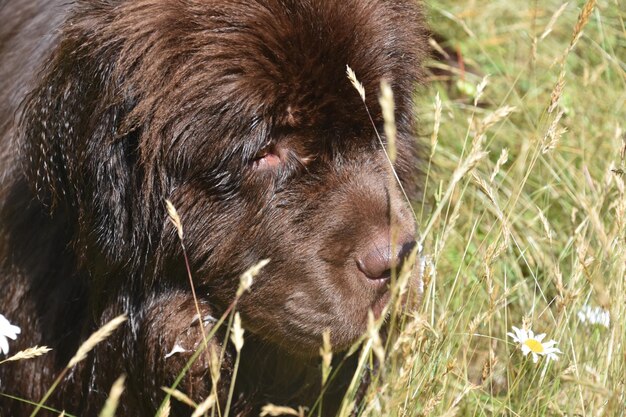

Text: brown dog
xmin=0 ymin=0 xmax=427 ymax=415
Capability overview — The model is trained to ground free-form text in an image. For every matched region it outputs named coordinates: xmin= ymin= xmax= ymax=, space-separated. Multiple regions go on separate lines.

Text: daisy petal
xmin=0 ymin=336 xmax=8 ymax=355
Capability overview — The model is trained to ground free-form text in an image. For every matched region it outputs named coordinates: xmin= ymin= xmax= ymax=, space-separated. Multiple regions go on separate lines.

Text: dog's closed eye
xmin=252 ymin=143 xmax=282 ymax=170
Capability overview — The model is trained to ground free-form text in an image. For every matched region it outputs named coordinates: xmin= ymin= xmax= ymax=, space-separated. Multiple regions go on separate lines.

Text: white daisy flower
xmin=507 ymin=326 xmax=562 ymax=363
xmin=0 ymin=314 xmax=21 ymax=355
xmin=577 ymin=305 xmax=610 ymax=328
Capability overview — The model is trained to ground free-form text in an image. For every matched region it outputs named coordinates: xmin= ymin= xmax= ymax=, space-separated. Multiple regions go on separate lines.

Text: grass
xmin=3 ymin=0 xmax=625 ymax=416
xmin=370 ymin=0 xmax=625 ymax=415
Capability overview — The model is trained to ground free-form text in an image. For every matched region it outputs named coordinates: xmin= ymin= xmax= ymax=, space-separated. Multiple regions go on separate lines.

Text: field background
xmin=369 ymin=0 xmax=625 ymax=415
xmin=3 ymin=0 xmax=624 ymax=416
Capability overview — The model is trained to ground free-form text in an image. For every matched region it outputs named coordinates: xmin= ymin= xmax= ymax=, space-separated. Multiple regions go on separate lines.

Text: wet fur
xmin=0 ymin=0 xmax=427 ymax=415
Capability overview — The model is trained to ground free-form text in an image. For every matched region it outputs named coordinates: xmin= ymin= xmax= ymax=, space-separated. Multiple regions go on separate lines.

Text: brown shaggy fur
xmin=0 ymin=0 xmax=428 ymax=415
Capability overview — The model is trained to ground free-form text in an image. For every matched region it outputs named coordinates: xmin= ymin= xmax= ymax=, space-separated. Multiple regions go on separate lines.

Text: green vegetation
xmin=3 ymin=0 xmax=624 ymax=416
xmin=371 ymin=0 xmax=625 ymax=415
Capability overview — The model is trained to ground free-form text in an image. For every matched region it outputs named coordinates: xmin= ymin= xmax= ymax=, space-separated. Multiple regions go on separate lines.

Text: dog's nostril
xmin=356 ymin=236 xmax=417 ymax=281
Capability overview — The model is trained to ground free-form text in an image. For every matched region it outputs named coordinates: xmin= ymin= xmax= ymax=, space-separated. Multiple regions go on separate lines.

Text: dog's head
xmin=20 ymin=0 xmax=428 ymax=354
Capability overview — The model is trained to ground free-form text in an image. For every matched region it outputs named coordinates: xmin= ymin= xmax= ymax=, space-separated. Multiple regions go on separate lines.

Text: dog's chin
xmin=248 ymin=257 xmax=426 ymax=358
xmin=279 ymin=294 xmax=399 ymax=357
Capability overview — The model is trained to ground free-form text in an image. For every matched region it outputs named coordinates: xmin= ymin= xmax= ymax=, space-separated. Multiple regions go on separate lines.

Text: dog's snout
xmin=356 ymin=234 xmax=417 ymax=281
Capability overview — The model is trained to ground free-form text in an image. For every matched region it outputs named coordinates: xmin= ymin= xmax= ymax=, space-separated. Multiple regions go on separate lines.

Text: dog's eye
xmin=252 ymin=143 xmax=282 ymax=170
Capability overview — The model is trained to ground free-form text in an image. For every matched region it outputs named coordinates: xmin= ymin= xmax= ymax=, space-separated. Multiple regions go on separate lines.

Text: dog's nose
xmin=356 ymin=234 xmax=417 ymax=281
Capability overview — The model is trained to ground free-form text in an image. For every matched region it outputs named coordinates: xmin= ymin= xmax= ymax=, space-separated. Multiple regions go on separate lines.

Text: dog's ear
xmin=18 ymin=23 xmax=142 ymax=260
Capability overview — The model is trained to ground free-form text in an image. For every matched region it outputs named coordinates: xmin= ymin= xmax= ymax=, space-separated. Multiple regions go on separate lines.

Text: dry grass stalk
xmin=164 ymin=199 xmax=210 ymax=360
xmin=190 ymin=394 xmax=216 ymax=417
xmin=367 ymin=310 xmax=385 ymax=366
xmin=474 ymin=75 xmax=490 ymax=107
xmin=484 ymin=261 xmax=495 ymax=302
xmin=421 ymin=144 xmax=488 ymax=246
xmin=338 ymin=400 xmax=356 ymax=417
xmin=98 ymin=375 xmax=125 ymax=417
xmin=553 ymin=265 xmax=573 ymax=311
xmin=436 ymin=203 xmax=461 ymax=257
xmin=439 ymin=406 xmax=459 ymax=417
xmin=472 ymin=172 xmax=510 ymax=239
xmin=230 ymin=312 xmax=244 ymax=352
xmin=615 ymin=124 xmax=626 ymax=163
xmin=421 ymin=388 xmax=444 ymax=416
xmin=237 ymin=259 xmax=269 ymax=297
xmin=346 ymin=65 xmax=365 ymax=102
xmin=543 ymin=110 xmax=566 ymax=153
xmin=260 ymin=404 xmax=305 ymax=417
xmin=431 ymin=92 xmax=442 ymax=153
xmin=548 ymin=70 xmax=566 ymax=113
xmin=393 ymin=312 xmax=436 ymax=356
xmin=615 ymin=189 xmax=625 ymax=233
xmin=540 ymin=2 xmax=570 ymax=41
xmin=472 ymin=173 xmax=497 ymax=207
xmin=208 ymin=344 xmax=221 ymax=386
xmin=67 ymin=315 xmax=127 ymax=369
xmin=569 ymin=0 xmax=597 ymax=50
xmin=450 ymin=384 xmax=480 ymax=409
xmin=320 ymin=329 xmax=332 ymax=386
xmin=156 ymin=399 xmax=171 ymax=417
xmin=165 ymin=199 xmax=183 ymax=241
xmin=453 ymin=149 xmax=489 ymax=186
xmin=537 ymin=206 xmax=554 ymax=242
xmin=361 ymin=393 xmax=382 ymax=417
xmin=0 ymin=345 xmax=51 ymax=364
xmin=429 ymin=37 xmax=450 ymax=59
xmin=480 ymin=105 xmax=516 ymax=133
xmin=485 ymin=238 xmax=510 ymax=268
xmin=346 ymin=64 xmax=416 ymax=225
xmin=161 ymin=387 xmax=196 ymax=408
xmin=490 ymin=148 xmax=509 ymax=183
xmin=379 ymin=79 xmax=397 ymax=162
xmin=615 ymin=171 xmax=625 ymax=193
xmin=480 ymin=349 xmax=497 ymax=384
xmin=468 ymin=312 xmax=487 ymax=336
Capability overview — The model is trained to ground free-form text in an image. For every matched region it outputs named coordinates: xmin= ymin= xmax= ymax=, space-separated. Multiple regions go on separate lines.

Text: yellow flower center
xmin=524 ymin=339 xmax=544 ymax=353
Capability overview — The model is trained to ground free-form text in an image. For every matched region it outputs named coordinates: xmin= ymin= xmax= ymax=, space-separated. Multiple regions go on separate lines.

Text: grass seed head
xmin=490 ymin=148 xmax=508 ymax=182
xmin=156 ymin=400 xmax=171 ymax=417
xmin=230 ymin=312 xmax=244 ymax=352
xmin=1 ymin=345 xmax=51 ymax=363
xmin=260 ymin=404 xmax=305 ymax=417
xmin=165 ymin=200 xmax=183 ymax=241
xmin=379 ymin=79 xmax=397 ymax=162
xmin=161 ymin=387 xmax=196 ymax=408
xmin=320 ymin=329 xmax=332 ymax=386
xmin=98 ymin=375 xmax=126 ymax=417
xmin=540 ymin=2 xmax=570 ymax=41
xmin=346 ymin=65 xmax=365 ymax=102
xmin=431 ymin=92 xmax=442 ymax=153
xmin=67 ymin=315 xmax=127 ymax=369
xmin=190 ymin=394 xmax=216 ymax=417
xmin=237 ymin=259 xmax=269 ymax=297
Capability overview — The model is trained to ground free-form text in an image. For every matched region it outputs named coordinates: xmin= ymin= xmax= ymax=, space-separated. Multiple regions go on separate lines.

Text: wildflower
xmin=0 ymin=314 xmax=21 ymax=355
xmin=507 ymin=326 xmax=561 ymax=363
xmin=577 ymin=305 xmax=610 ymax=328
